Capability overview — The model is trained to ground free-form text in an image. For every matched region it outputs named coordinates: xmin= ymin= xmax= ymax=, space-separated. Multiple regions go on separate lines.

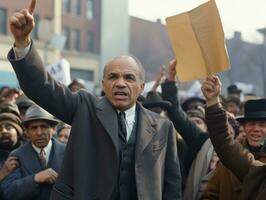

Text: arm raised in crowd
xmin=8 ymin=0 xmax=81 ymax=124
xmin=161 ymin=59 xmax=206 ymax=145
xmin=201 ymin=75 xmax=258 ymax=181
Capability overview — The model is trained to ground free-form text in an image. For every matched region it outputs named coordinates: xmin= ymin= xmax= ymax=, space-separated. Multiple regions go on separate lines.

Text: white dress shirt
xmin=118 ymin=104 xmax=136 ymax=141
xmin=32 ymin=140 xmax=52 ymax=165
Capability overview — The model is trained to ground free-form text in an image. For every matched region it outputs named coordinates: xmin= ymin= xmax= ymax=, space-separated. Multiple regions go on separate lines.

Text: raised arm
xmin=202 ymin=75 xmax=255 ymax=181
xmin=161 ymin=59 xmax=205 ymax=145
xmin=8 ymin=0 xmax=81 ymax=124
xmin=9 ymin=0 xmax=36 ymax=48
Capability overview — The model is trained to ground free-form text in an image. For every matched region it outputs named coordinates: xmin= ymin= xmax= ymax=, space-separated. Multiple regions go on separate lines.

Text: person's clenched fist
xmin=9 ymin=0 xmax=36 ymax=48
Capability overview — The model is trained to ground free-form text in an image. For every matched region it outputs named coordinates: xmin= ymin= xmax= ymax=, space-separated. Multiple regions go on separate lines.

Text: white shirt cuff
xmin=13 ymin=43 xmax=31 ymax=60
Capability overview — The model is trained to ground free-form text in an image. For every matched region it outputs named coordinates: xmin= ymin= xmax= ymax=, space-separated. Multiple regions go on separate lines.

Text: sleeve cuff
xmin=13 ymin=42 xmax=31 ymax=60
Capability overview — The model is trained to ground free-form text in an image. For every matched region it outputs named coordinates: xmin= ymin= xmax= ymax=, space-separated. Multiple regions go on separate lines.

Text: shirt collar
xmin=117 ymin=104 xmax=136 ymax=124
xmin=32 ymin=140 xmax=52 ymax=156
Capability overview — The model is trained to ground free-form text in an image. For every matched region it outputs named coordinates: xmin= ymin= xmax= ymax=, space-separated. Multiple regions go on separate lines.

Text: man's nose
xmin=36 ymin=127 xmax=43 ymax=135
xmin=116 ymin=77 xmax=126 ymax=86
xmin=253 ymin=123 xmax=261 ymax=131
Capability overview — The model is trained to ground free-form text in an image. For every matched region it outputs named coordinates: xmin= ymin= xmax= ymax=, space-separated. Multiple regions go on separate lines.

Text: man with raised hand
xmin=202 ymin=75 xmax=266 ymax=200
xmin=7 ymin=0 xmax=182 ymax=199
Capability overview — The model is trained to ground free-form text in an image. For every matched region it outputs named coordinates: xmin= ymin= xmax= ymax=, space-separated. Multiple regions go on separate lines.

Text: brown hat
xmin=23 ymin=104 xmax=59 ymax=127
xmin=0 ymin=114 xmax=23 ymax=136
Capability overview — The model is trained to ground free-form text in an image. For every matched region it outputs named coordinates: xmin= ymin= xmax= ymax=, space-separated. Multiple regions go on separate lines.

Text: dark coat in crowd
xmin=8 ymin=43 xmax=181 ymax=200
xmin=1 ymin=138 xmax=65 ymax=200
xmin=161 ymin=81 xmax=209 ymax=173
xmin=206 ymin=103 xmax=266 ymax=200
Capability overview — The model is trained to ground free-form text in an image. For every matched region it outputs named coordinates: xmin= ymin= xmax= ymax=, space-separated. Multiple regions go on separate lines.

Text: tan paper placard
xmin=166 ymin=0 xmax=230 ymax=82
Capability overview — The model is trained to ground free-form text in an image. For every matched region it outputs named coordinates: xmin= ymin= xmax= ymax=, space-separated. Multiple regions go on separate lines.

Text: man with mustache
xmin=1 ymin=104 xmax=65 ymax=200
xmin=6 ymin=0 xmax=182 ymax=199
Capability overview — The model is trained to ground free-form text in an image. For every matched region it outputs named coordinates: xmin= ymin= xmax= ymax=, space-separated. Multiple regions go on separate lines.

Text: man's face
xmin=57 ymin=127 xmax=71 ymax=144
xmin=226 ymin=102 xmax=240 ymax=116
xmin=26 ymin=120 xmax=55 ymax=148
xmin=190 ymin=117 xmax=207 ymax=132
xmin=102 ymin=57 xmax=144 ymax=111
xmin=0 ymin=122 xmax=18 ymax=150
xmin=243 ymin=120 xmax=266 ymax=147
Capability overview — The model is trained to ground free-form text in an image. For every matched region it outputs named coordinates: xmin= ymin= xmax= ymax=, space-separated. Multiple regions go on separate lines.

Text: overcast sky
xmin=128 ymin=0 xmax=266 ymax=43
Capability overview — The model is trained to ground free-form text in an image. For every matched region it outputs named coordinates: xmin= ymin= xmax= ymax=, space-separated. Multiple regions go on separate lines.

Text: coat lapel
xmin=96 ymin=97 xmax=119 ymax=153
xmin=48 ymin=138 xmax=64 ymax=171
xmin=22 ymin=142 xmax=43 ymax=173
xmin=135 ymin=106 xmax=157 ymax=162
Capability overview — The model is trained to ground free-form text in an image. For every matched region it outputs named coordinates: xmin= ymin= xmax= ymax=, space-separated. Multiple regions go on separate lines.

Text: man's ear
xmin=101 ymin=79 xmax=105 ymax=92
xmin=140 ymin=83 xmax=145 ymax=93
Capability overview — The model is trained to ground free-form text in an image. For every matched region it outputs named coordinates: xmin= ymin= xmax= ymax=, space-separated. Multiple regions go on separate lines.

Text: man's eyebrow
xmin=107 ymin=73 xmax=118 ymax=76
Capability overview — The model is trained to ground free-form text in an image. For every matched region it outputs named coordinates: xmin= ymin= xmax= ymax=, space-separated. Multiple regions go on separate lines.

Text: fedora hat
xmin=22 ymin=104 xmax=59 ymax=127
xmin=237 ymin=99 xmax=266 ymax=123
xmin=143 ymin=91 xmax=172 ymax=110
xmin=181 ymin=96 xmax=205 ymax=112
xmin=16 ymin=94 xmax=34 ymax=110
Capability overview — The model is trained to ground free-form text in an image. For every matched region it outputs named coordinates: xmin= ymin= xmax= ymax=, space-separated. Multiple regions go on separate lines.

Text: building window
xmin=63 ymin=27 xmax=70 ymax=49
xmin=31 ymin=15 xmax=40 ymax=40
xmin=72 ymin=0 xmax=81 ymax=15
xmin=63 ymin=0 xmax=71 ymax=14
xmin=71 ymin=69 xmax=94 ymax=81
xmin=72 ymin=29 xmax=80 ymax=50
xmin=86 ymin=0 xmax=94 ymax=20
xmin=87 ymin=31 xmax=94 ymax=53
xmin=0 ymin=8 xmax=7 ymax=35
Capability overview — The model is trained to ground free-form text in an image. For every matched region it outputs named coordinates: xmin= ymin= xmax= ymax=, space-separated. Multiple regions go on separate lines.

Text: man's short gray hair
xmin=103 ymin=55 xmax=145 ymax=83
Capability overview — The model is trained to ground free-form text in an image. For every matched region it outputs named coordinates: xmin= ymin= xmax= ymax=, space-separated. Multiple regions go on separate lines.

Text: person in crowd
xmin=7 ymin=1 xmax=182 ymax=199
xmin=16 ymin=93 xmax=35 ymax=121
xmin=143 ymin=91 xmax=172 ymax=116
xmin=227 ymin=84 xmax=242 ymax=99
xmin=136 ymin=94 xmax=145 ymax=105
xmin=1 ymin=104 xmax=65 ymax=200
xmin=202 ymin=75 xmax=266 ymax=200
xmin=201 ymin=97 xmax=266 ymax=199
xmin=160 ymin=59 xmax=217 ymax=199
xmin=56 ymin=123 xmax=71 ymax=144
xmin=0 ymin=87 xmax=21 ymax=106
xmin=186 ymin=108 xmax=207 ymax=133
xmin=181 ymin=97 xmax=206 ymax=113
xmin=0 ymin=103 xmax=23 ymax=180
xmin=224 ymin=95 xmax=241 ymax=117
xmin=68 ymin=78 xmax=86 ymax=92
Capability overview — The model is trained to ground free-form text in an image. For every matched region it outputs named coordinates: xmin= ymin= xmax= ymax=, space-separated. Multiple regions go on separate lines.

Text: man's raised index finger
xmin=28 ymin=0 xmax=36 ymax=14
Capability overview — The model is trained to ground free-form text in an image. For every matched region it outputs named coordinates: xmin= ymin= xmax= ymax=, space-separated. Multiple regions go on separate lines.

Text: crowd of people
xmin=0 ymin=0 xmax=266 ymax=199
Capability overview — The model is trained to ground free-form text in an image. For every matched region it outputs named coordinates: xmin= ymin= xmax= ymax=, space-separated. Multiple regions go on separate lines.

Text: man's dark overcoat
xmin=7 ymin=43 xmax=181 ymax=200
xmin=1 ymin=138 xmax=65 ymax=200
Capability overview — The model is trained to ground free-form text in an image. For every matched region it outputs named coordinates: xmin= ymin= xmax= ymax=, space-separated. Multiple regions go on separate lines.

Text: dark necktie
xmin=118 ymin=111 xmax=127 ymax=143
xmin=39 ymin=148 xmax=47 ymax=168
